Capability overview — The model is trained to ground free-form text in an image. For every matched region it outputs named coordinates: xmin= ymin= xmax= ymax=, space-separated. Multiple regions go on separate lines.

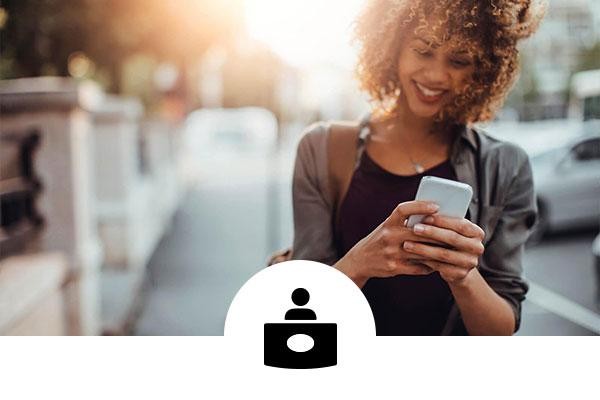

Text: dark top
xmin=337 ymin=149 xmax=460 ymax=335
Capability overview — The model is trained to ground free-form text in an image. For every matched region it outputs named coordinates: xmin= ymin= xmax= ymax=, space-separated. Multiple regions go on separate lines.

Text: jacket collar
xmin=459 ymin=124 xmax=479 ymax=151
xmin=450 ymin=123 xmax=478 ymax=164
xmin=450 ymin=123 xmax=480 ymax=224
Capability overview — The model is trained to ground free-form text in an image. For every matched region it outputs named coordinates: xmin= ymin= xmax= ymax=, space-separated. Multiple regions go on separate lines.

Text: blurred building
xmin=197 ymin=38 xmax=369 ymax=140
xmin=517 ymin=0 xmax=599 ymax=120
xmin=198 ymin=37 xmax=305 ymax=131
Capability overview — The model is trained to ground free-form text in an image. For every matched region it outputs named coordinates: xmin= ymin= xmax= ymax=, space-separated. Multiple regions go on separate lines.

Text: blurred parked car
xmin=529 ymin=126 xmax=600 ymax=242
xmin=183 ymin=107 xmax=278 ymax=155
xmin=594 ymin=195 xmax=600 ymax=276
xmin=179 ymin=107 xmax=279 ymax=184
xmin=594 ymin=230 xmax=600 ymax=272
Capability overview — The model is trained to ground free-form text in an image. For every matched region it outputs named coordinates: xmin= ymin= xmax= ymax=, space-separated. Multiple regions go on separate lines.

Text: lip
xmin=412 ymin=80 xmax=447 ymax=104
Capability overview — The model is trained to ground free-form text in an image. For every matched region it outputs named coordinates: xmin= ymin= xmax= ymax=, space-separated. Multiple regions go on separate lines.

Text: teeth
xmin=415 ymin=82 xmax=445 ymax=97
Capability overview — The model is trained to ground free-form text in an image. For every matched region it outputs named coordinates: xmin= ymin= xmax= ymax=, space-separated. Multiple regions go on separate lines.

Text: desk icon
xmin=264 ymin=288 xmax=337 ymax=369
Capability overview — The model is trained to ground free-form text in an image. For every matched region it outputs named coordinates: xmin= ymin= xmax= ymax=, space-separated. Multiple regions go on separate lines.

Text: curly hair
xmin=352 ymin=0 xmax=546 ymax=126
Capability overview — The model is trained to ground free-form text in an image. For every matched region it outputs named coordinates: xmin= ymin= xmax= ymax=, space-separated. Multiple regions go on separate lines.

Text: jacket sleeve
xmin=478 ymin=145 xmax=537 ymax=332
xmin=290 ymin=123 xmax=339 ymax=266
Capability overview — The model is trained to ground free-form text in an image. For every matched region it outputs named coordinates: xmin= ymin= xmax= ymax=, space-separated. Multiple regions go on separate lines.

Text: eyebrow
xmin=415 ymin=37 xmax=438 ymax=48
xmin=415 ymin=37 xmax=475 ymax=56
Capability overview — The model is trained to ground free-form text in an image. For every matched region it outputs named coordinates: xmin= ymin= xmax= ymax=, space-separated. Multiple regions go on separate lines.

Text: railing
xmin=0 ymin=77 xmax=184 ymax=335
xmin=0 ymin=77 xmax=103 ymax=335
xmin=0 ymin=128 xmax=43 ymax=257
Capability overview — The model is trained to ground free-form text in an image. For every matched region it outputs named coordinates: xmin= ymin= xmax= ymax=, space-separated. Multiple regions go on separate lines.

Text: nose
xmin=421 ymin=61 xmax=450 ymax=88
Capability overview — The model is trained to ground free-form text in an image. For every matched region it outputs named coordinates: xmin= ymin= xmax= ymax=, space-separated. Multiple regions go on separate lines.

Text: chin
xmin=402 ymin=81 xmax=449 ymax=119
xmin=409 ymin=102 xmax=442 ymax=118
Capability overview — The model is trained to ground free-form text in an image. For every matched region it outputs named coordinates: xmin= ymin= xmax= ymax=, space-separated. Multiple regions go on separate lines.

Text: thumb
xmin=386 ymin=200 xmax=439 ymax=227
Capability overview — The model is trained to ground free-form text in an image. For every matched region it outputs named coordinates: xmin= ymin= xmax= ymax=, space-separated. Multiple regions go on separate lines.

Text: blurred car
xmin=594 ymin=230 xmax=600 ymax=272
xmin=594 ymin=199 xmax=600 ymax=275
xmin=179 ymin=107 xmax=279 ymax=184
xmin=183 ymin=107 xmax=278 ymax=155
xmin=529 ymin=126 xmax=600 ymax=242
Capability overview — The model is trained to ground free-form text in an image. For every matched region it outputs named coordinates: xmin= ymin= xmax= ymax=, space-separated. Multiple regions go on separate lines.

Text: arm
xmin=448 ymin=268 xmax=516 ymax=335
xmin=474 ymin=149 xmax=537 ymax=333
xmin=334 ymin=250 xmax=370 ymax=288
xmin=290 ymin=123 xmax=339 ymax=265
xmin=404 ymin=147 xmax=537 ymax=335
xmin=404 ymin=218 xmax=516 ymax=335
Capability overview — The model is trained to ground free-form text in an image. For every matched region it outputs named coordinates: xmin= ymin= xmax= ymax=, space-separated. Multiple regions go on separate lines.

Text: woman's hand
xmin=403 ymin=214 xmax=485 ymax=285
xmin=334 ymin=200 xmax=443 ymax=288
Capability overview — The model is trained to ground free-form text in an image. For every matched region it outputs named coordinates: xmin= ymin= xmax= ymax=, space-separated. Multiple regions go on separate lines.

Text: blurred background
xmin=0 ymin=0 xmax=598 ymax=336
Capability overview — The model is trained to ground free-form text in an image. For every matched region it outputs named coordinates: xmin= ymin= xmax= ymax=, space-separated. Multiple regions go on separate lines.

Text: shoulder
xmin=296 ymin=119 xmax=361 ymax=159
xmin=297 ymin=120 xmax=361 ymax=147
xmin=296 ymin=121 xmax=329 ymax=155
xmin=294 ymin=122 xmax=329 ymax=179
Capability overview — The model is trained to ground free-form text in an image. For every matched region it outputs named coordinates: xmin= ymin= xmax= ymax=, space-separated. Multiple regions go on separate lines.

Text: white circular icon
xmin=225 ymin=260 xmax=375 ymax=369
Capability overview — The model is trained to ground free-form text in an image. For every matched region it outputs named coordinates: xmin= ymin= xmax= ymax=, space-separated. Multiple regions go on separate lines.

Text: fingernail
xmin=413 ymin=224 xmax=425 ymax=233
xmin=404 ymin=241 xmax=414 ymax=250
xmin=423 ymin=216 xmax=434 ymax=224
xmin=428 ymin=203 xmax=439 ymax=211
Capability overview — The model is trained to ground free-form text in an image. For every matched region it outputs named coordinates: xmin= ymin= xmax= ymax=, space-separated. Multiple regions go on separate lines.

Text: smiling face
xmin=396 ymin=27 xmax=478 ymax=120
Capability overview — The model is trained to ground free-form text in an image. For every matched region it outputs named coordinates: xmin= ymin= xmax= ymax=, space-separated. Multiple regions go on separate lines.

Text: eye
xmin=450 ymin=58 xmax=471 ymax=68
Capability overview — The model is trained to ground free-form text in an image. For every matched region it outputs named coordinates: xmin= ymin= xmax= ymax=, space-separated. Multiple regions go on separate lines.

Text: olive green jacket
xmin=290 ymin=119 xmax=538 ymax=333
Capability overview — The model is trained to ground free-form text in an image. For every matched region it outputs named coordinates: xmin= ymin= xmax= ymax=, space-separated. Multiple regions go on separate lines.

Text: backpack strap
xmin=266 ymin=115 xmax=370 ymax=267
xmin=327 ymin=116 xmax=371 ymax=251
xmin=327 ymin=122 xmax=360 ymax=225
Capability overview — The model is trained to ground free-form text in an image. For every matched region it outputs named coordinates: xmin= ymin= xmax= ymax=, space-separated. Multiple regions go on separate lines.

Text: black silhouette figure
xmin=264 ymin=287 xmax=337 ymax=369
xmin=284 ymin=288 xmax=316 ymax=320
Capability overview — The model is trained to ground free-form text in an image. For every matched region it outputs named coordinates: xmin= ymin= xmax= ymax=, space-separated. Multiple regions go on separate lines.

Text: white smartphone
xmin=406 ymin=176 xmax=473 ymax=228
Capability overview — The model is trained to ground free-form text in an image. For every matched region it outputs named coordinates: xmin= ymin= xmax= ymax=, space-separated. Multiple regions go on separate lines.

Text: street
xmin=518 ymin=229 xmax=599 ymax=335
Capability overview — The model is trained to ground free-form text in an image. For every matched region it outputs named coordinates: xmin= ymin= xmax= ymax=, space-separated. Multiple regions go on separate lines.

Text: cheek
xmin=396 ymin=52 xmax=420 ymax=80
xmin=396 ymin=61 xmax=408 ymax=82
xmin=452 ymin=70 xmax=475 ymax=92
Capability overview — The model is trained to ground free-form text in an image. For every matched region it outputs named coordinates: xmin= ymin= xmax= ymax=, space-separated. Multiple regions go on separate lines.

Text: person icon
xmin=284 ymin=288 xmax=316 ymax=320
xmin=264 ymin=287 xmax=337 ymax=369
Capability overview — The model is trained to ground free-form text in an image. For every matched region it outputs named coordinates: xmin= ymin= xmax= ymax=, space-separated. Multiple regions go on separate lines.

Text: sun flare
xmin=243 ymin=0 xmax=365 ymax=69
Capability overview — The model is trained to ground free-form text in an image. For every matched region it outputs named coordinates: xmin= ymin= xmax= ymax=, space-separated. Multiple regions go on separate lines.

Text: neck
xmin=376 ymin=93 xmax=448 ymax=146
xmin=395 ymin=97 xmax=436 ymax=140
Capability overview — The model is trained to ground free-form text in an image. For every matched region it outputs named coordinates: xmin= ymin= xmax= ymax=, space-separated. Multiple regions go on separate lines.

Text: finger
xmin=383 ymin=257 xmax=431 ymax=277
xmin=399 ymin=250 xmax=429 ymax=262
xmin=386 ymin=200 xmax=439 ymax=227
xmin=403 ymin=231 xmax=448 ymax=247
xmin=382 ymin=241 xmax=430 ymax=260
xmin=412 ymin=223 xmax=484 ymax=256
xmin=422 ymin=214 xmax=485 ymax=240
xmin=420 ymin=259 xmax=470 ymax=281
xmin=382 ymin=239 xmax=432 ymax=261
xmin=397 ymin=260 xmax=434 ymax=276
xmin=381 ymin=226 xmax=447 ymax=247
xmin=403 ymin=241 xmax=479 ymax=270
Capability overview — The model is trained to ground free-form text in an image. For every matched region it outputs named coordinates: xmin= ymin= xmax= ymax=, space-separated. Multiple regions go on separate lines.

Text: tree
xmin=0 ymin=0 xmax=242 ymax=94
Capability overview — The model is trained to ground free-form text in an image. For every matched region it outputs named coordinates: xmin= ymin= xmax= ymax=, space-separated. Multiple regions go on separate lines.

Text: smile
xmin=413 ymin=80 xmax=448 ymax=103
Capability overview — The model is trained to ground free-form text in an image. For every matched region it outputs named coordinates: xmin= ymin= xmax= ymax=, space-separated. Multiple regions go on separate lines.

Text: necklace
xmin=380 ymin=118 xmax=442 ymax=174
xmin=405 ymin=149 xmax=425 ymax=174
xmin=396 ymin=128 xmax=426 ymax=174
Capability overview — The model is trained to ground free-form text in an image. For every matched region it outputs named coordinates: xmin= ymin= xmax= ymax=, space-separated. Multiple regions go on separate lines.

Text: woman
xmin=288 ymin=0 xmax=545 ymax=335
